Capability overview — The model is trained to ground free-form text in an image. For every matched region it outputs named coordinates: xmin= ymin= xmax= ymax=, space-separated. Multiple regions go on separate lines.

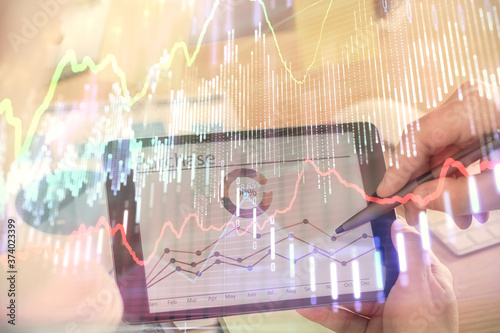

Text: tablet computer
xmin=104 ymin=122 xmax=398 ymax=323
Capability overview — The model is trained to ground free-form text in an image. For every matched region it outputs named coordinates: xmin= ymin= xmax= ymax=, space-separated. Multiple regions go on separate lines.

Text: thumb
xmin=377 ymin=167 xmax=409 ymax=198
xmin=297 ymin=305 xmax=370 ymax=332
xmin=391 ymin=219 xmax=431 ymax=285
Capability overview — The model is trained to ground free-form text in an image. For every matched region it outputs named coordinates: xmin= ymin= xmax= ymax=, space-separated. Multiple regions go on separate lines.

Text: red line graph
xmin=65 ymin=157 xmax=499 ymax=267
xmin=3 ymin=157 xmax=497 ymax=268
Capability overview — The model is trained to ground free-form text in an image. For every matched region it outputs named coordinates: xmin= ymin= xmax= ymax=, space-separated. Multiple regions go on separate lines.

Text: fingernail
xmin=393 ymin=219 xmax=404 ymax=231
xmin=331 ymin=302 xmax=339 ymax=312
xmin=376 ymin=184 xmax=385 ymax=197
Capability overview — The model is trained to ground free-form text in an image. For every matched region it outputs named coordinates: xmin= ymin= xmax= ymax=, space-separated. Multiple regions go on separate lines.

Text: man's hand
xmin=376 ymin=82 xmax=500 ymax=228
xmin=297 ymin=219 xmax=458 ymax=333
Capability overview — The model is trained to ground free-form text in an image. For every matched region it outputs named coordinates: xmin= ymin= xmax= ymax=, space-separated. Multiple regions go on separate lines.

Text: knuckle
xmin=430 ymin=127 xmax=448 ymax=146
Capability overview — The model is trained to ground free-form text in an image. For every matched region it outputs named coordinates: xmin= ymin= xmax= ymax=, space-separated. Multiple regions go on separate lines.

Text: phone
xmin=104 ymin=123 xmax=398 ymax=323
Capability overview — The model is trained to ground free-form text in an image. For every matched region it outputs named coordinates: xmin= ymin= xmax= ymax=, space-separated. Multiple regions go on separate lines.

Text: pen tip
xmin=335 ymin=226 xmax=344 ymax=234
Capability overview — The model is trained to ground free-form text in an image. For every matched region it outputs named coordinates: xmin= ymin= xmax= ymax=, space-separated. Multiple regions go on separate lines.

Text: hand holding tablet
xmin=377 ymin=83 xmax=500 ymax=228
xmin=298 ymin=219 xmax=458 ymax=333
xmin=104 ymin=123 xmax=399 ymax=323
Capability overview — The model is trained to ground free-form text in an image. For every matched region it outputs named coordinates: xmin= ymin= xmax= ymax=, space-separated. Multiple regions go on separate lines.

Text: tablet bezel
xmin=104 ymin=122 xmax=399 ymax=324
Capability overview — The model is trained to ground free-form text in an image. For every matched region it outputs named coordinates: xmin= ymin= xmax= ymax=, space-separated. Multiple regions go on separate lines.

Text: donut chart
xmin=221 ymin=168 xmax=273 ymax=218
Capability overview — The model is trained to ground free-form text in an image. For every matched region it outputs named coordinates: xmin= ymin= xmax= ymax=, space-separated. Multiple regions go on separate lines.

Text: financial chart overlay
xmin=105 ymin=127 xmax=387 ymax=315
xmin=2 ymin=0 xmax=499 ymax=328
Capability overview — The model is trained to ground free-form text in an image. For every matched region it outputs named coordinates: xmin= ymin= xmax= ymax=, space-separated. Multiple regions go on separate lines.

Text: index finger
xmin=377 ymin=85 xmax=478 ymax=198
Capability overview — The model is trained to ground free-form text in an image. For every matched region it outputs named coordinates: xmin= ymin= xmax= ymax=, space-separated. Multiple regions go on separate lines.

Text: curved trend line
xmin=2 ymin=157 xmax=498 ymax=267
xmin=1 ymin=0 xmax=334 ymax=157
xmin=65 ymin=157 xmax=498 ymax=267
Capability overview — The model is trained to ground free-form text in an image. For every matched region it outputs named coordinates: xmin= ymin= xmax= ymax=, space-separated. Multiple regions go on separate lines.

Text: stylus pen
xmin=335 ymin=133 xmax=500 ymax=234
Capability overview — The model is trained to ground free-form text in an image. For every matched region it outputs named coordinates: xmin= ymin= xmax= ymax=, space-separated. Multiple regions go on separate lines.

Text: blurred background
xmin=1 ymin=0 xmax=500 ymax=332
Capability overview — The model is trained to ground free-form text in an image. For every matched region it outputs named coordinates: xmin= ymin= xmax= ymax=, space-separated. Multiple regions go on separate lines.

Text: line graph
xmin=137 ymin=151 xmax=384 ymax=315
xmin=144 ymin=217 xmax=374 ymax=287
xmin=63 ymin=157 xmax=499 ymax=268
xmin=0 ymin=0 xmax=334 ymax=158
xmin=1 ymin=156 xmax=497 ymax=269
xmin=1 ymin=0 xmax=498 ymax=318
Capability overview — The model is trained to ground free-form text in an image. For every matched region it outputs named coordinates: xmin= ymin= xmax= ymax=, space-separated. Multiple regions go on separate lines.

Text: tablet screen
xmin=105 ymin=123 xmax=398 ymax=322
